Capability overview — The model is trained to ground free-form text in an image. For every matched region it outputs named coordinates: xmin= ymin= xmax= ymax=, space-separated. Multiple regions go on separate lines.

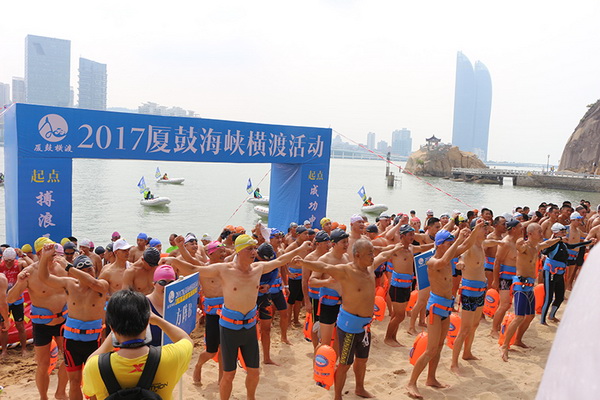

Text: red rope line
xmin=332 ymin=129 xmax=474 ymax=209
xmin=223 ymin=168 xmax=271 ymax=225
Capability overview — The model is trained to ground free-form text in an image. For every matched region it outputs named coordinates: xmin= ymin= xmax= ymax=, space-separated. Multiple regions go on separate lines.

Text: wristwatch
xmin=65 ymin=263 xmax=73 ymax=272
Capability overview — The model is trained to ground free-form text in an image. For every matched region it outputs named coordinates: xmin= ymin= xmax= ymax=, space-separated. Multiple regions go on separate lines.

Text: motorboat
xmin=140 ymin=197 xmax=171 ymax=207
xmin=253 ymin=205 xmax=269 ymax=218
xmin=361 ymin=204 xmax=389 ymax=214
xmin=156 ymin=177 xmax=185 ymax=184
xmin=248 ymin=196 xmax=269 ymax=205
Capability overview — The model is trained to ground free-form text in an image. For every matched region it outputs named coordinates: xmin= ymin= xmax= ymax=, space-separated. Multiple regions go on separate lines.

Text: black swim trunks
xmin=64 ymin=339 xmax=100 ymax=371
xmin=287 ymin=279 xmax=304 ymax=304
xmin=220 ymin=325 xmax=260 ymax=372
xmin=257 ymin=292 xmax=288 ymax=320
xmin=205 ymin=314 xmax=220 ymax=353
xmin=338 ymin=327 xmax=371 ymax=365
xmin=311 ymin=297 xmax=320 ymax=323
xmin=461 ymin=293 xmax=485 ymax=312
xmin=8 ymin=303 xmax=24 ymax=322
xmin=33 ymin=322 xmax=64 ymax=347
xmin=389 ymin=286 xmax=411 ymax=303
xmin=319 ymin=303 xmax=340 ymax=325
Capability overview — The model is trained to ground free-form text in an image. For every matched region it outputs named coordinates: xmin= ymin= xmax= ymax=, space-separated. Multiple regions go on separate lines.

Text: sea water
xmin=1 ymin=153 xmax=599 ymax=247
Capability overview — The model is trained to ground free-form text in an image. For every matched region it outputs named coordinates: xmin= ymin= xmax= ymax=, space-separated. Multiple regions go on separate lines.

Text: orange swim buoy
xmin=48 ymin=339 xmax=58 ymax=374
xmin=406 ymin=290 xmax=418 ymax=312
xmin=483 ymin=288 xmax=499 ymax=318
xmin=534 ymin=284 xmax=545 ymax=314
xmin=303 ymin=312 xmax=313 ymax=342
xmin=445 ymin=314 xmax=461 ymax=348
xmin=498 ymin=312 xmax=516 ymax=346
xmin=373 ymin=296 xmax=386 ymax=321
xmin=375 ymin=286 xmax=386 ymax=298
xmin=409 ymin=332 xmax=428 ymax=366
xmin=314 ymin=345 xmax=336 ymax=390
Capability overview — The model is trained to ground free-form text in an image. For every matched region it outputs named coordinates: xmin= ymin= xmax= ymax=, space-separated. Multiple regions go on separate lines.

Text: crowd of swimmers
xmin=0 ymin=198 xmax=598 ymax=399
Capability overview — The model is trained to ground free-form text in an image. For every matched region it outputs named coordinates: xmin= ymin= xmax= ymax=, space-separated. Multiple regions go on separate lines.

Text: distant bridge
xmin=331 ymin=148 xmax=407 ymax=162
xmin=450 ymin=168 xmax=600 ymax=191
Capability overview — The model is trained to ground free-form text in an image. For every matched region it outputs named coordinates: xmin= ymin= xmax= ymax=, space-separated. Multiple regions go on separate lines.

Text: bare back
xmin=18 ymin=263 xmax=68 ymax=324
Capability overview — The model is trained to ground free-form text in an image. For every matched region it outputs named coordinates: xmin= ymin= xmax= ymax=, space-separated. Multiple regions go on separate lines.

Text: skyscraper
xmin=78 ymin=58 xmax=107 ymax=110
xmin=12 ymin=77 xmax=25 ymax=103
xmin=451 ymin=52 xmax=492 ymax=161
xmin=367 ymin=132 xmax=376 ymax=150
xmin=25 ymin=34 xmax=71 ymax=107
xmin=0 ymin=83 xmax=10 ymax=106
xmin=391 ymin=128 xmax=412 ymax=156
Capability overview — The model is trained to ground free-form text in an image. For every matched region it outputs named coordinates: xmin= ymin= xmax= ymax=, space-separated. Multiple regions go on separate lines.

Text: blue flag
xmin=357 ymin=186 xmax=367 ymax=202
xmin=155 ymin=167 xmax=161 ymax=179
xmin=137 ymin=176 xmax=147 ymax=193
xmin=246 ymin=178 xmax=253 ymax=194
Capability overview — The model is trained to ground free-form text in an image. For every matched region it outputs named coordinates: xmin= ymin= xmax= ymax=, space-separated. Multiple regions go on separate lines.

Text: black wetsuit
xmin=540 ymin=239 xmax=591 ymax=323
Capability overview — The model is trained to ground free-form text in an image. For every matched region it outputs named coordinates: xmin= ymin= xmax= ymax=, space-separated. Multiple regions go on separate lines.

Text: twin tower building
xmin=452 ymin=51 xmax=492 ymax=162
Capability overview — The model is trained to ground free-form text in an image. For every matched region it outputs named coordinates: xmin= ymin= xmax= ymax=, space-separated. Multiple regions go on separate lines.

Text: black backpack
xmin=98 ymin=346 xmax=163 ymax=400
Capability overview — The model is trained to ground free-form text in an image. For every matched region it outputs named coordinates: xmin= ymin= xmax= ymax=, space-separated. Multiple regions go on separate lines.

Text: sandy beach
xmin=0 ymin=302 xmax=560 ymax=400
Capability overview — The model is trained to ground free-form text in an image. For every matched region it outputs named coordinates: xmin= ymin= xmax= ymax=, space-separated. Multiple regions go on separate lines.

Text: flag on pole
xmin=155 ymin=167 xmax=161 ymax=179
xmin=357 ymin=186 xmax=367 ymax=202
xmin=246 ymin=178 xmax=253 ymax=194
xmin=138 ymin=176 xmax=147 ymax=194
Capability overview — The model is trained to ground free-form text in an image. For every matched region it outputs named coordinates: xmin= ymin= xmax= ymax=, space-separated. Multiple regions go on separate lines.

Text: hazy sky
xmin=2 ymin=0 xmax=599 ymax=164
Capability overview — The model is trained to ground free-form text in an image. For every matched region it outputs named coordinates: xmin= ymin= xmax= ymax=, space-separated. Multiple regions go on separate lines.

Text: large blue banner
xmin=3 ymin=104 xmax=332 ymax=245
xmin=163 ymin=273 xmax=200 ymax=345
xmin=13 ymin=105 xmax=330 ymax=163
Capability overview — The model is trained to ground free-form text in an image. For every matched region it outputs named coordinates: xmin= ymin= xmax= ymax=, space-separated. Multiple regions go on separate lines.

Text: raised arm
xmin=38 ymin=244 xmax=70 ymax=289
xmin=15 ymin=248 xmax=33 ymax=266
xmin=373 ymin=242 xmax=404 ymax=266
xmin=260 ymin=241 xmax=313 ymax=274
xmin=53 ymin=253 xmax=109 ymax=294
xmin=455 ymin=220 xmax=484 ymax=254
xmin=169 ymin=257 xmax=221 ymax=278
xmin=308 ymin=275 xmax=334 ymax=288
xmin=385 ymin=222 xmax=401 ymax=241
xmin=538 ymin=237 xmax=562 ymax=251
xmin=6 ymin=267 xmax=31 ymax=303
xmin=148 ymin=312 xmax=192 ymax=345
xmin=69 ymin=265 xmax=109 ymax=294
xmin=565 ymin=239 xmax=594 ymax=249
xmin=411 ymin=242 xmax=435 ymax=253
xmin=175 ymin=236 xmax=203 ymax=266
xmin=482 ymin=239 xmax=503 ymax=248
xmin=292 ymin=256 xmax=347 ymax=282
xmin=439 ymin=228 xmax=469 ymax=265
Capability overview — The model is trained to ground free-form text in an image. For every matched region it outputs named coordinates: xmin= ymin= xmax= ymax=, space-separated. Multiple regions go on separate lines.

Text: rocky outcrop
xmin=404 ymin=144 xmax=487 ymax=177
xmin=559 ymin=100 xmax=600 ymax=173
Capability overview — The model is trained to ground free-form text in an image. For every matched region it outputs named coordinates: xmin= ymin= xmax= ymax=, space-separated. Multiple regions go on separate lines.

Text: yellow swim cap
xmin=60 ymin=237 xmax=70 ymax=246
xmin=21 ymin=244 xmax=33 ymax=253
xmin=234 ymin=234 xmax=258 ymax=253
xmin=320 ymin=217 xmax=331 ymax=227
xmin=34 ymin=237 xmax=54 ymax=253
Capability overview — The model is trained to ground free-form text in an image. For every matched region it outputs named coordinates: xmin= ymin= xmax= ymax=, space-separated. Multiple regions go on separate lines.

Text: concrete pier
xmin=450 ymin=168 xmax=600 ymax=192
